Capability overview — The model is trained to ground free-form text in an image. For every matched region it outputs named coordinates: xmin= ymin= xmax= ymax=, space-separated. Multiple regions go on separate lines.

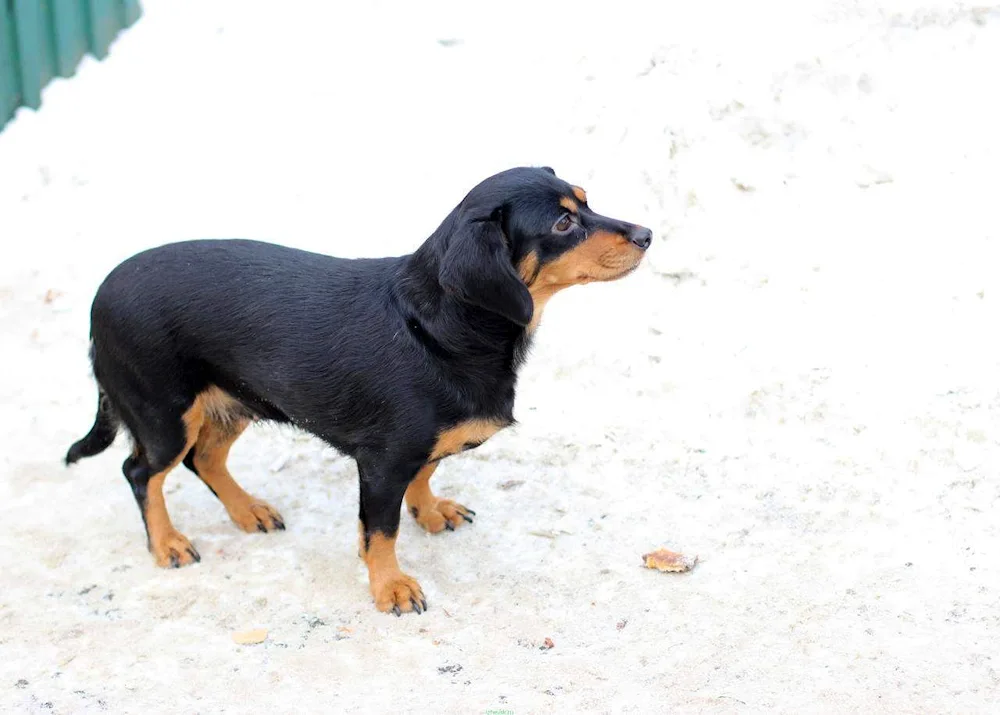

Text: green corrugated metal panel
xmin=0 ymin=0 xmax=141 ymax=131
xmin=52 ymin=0 xmax=90 ymax=75
xmin=0 ymin=3 xmax=19 ymax=123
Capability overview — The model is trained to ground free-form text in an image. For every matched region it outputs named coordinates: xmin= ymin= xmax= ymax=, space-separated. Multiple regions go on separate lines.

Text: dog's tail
xmin=65 ymin=390 xmax=120 ymax=465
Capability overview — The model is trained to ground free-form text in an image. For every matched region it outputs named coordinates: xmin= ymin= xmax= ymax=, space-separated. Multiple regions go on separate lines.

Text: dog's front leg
xmin=357 ymin=454 xmax=428 ymax=615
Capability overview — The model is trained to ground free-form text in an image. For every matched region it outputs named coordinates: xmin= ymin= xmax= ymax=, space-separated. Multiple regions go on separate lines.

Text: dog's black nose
xmin=628 ymin=226 xmax=652 ymax=250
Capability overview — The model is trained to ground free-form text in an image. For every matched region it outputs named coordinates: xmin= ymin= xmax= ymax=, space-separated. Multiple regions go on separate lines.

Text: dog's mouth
xmin=613 ymin=262 xmax=641 ymax=280
xmin=595 ymin=253 xmax=643 ymax=281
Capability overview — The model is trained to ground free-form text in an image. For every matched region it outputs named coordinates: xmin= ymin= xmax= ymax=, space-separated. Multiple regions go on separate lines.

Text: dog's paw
xmin=229 ymin=499 xmax=286 ymax=534
xmin=371 ymin=572 xmax=427 ymax=616
xmin=409 ymin=498 xmax=475 ymax=534
xmin=152 ymin=530 xmax=201 ymax=568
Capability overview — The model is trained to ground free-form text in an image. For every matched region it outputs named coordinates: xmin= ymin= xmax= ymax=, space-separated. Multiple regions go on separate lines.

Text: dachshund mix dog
xmin=66 ymin=166 xmax=652 ymax=615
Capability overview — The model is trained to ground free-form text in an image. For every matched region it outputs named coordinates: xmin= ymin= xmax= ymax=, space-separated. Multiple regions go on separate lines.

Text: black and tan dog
xmin=65 ymin=166 xmax=651 ymax=615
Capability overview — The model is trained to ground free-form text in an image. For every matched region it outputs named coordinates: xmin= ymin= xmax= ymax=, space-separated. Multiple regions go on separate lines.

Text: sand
xmin=1 ymin=1 xmax=998 ymax=712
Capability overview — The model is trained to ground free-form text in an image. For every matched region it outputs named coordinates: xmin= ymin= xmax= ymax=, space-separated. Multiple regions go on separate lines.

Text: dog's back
xmin=89 ymin=239 xmax=411 ymax=436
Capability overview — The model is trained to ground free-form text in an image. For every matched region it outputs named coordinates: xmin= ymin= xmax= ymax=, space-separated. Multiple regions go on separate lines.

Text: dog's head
xmin=439 ymin=166 xmax=652 ymax=329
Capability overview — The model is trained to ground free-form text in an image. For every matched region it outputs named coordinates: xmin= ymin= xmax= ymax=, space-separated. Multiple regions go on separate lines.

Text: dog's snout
xmin=628 ymin=226 xmax=652 ymax=250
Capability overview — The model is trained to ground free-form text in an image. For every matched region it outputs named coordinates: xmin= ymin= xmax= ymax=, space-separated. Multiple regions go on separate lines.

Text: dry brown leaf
xmin=231 ymin=628 xmax=268 ymax=645
xmin=642 ymin=547 xmax=697 ymax=573
xmin=541 ymin=637 xmax=555 ymax=650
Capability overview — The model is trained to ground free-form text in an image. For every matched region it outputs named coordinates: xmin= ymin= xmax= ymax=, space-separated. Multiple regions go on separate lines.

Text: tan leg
xmin=404 ymin=462 xmax=475 ymax=533
xmin=359 ymin=525 xmax=426 ymax=615
xmin=192 ymin=418 xmax=284 ymax=533
xmin=146 ymin=468 xmax=202 ymax=566
xmin=144 ymin=401 xmax=204 ymax=567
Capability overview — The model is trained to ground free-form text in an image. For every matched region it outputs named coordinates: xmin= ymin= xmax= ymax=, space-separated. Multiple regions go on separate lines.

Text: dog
xmin=65 ymin=166 xmax=652 ymax=615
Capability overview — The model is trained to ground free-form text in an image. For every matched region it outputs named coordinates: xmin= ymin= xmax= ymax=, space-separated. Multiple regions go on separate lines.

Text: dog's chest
xmin=429 ymin=419 xmax=509 ymax=462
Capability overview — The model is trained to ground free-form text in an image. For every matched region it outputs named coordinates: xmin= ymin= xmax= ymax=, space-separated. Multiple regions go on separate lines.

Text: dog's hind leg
xmin=188 ymin=415 xmax=285 ymax=533
xmin=121 ymin=396 xmax=206 ymax=567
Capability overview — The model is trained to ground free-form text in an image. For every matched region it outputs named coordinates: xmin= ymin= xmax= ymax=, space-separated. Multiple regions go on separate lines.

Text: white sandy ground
xmin=1 ymin=0 xmax=999 ymax=712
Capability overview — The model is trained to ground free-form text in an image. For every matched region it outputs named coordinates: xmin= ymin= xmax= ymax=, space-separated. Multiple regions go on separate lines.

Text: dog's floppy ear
xmin=439 ymin=210 xmax=533 ymax=327
xmin=540 ymin=166 xmax=556 ymax=175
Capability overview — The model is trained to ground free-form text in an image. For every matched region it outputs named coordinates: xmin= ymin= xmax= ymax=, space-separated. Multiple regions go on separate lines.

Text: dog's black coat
xmin=66 ymin=166 xmax=650 ymax=609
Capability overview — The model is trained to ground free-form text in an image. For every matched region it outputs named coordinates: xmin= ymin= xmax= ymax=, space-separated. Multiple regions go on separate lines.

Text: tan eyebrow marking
xmin=559 ymin=196 xmax=579 ymax=213
xmin=571 ymin=186 xmax=587 ymax=203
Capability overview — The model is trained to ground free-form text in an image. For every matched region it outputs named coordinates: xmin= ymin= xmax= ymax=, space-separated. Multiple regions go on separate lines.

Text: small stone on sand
xmin=642 ymin=548 xmax=698 ymax=573
xmin=232 ymin=628 xmax=268 ymax=645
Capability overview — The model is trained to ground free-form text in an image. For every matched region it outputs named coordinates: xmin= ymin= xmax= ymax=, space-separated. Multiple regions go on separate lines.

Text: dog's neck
xmin=397 ymin=228 xmax=532 ymax=372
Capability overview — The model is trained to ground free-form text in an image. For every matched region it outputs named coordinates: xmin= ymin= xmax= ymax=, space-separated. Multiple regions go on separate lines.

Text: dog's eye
xmin=553 ymin=214 xmax=575 ymax=234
